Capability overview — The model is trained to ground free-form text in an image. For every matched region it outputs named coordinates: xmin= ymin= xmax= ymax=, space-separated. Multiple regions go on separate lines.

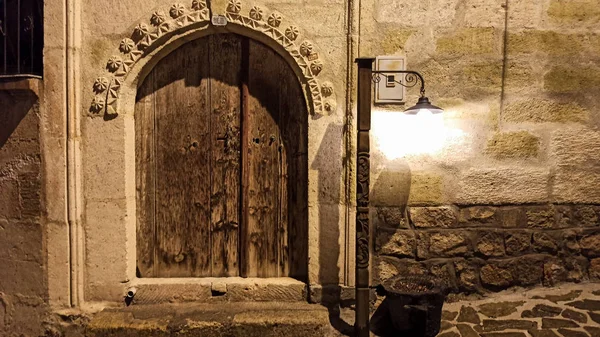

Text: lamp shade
xmin=404 ymin=96 xmax=443 ymax=115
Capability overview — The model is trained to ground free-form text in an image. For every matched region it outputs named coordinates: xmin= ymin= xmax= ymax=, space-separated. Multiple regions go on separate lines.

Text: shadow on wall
xmin=370 ymin=157 xmax=412 ymax=284
xmin=311 ymin=123 xmax=343 ymax=286
xmin=371 ymin=158 xmax=412 ymax=211
xmin=0 ymin=90 xmax=37 ymax=146
xmin=0 ymin=87 xmax=45 ymax=337
xmin=310 ymin=122 xmax=349 ymax=334
xmin=310 ymin=127 xmax=413 ymax=335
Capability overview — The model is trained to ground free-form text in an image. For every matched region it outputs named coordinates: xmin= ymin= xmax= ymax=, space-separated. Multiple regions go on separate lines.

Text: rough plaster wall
xmin=362 ymin=0 xmax=600 ymax=293
xmin=0 ymin=91 xmax=46 ymax=336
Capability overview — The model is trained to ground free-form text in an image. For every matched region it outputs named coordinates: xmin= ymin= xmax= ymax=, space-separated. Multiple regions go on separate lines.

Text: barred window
xmin=0 ymin=0 xmax=43 ymax=77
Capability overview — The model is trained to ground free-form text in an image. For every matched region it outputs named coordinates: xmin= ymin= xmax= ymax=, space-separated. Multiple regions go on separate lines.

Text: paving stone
xmin=440 ymin=320 xmax=453 ymax=332
xmin=584 ymin=326 xmax=600 ymax=336
xmin=438 ymin=331 xmax=460 ymax=337
xmin=589 ymin=312 xmax=600 ymax=325
xmin=479 ymin=333 xmax=527 ymax=337
xmin=542 ymin=318 xmax=580 ymax=329
xmin=566 ymin=300 xmax=600 ymax=311
xmin=527 ymin=304 xmax=563 ymax=317
xmin=479 ymin=301 xmax=525 ymax=318
xmin=532 ymin=290 xmax=582 ymax=303
xmin=476 ymin=319 xmax=537 ymax=332
xmin=522 ymin=310 xmax=535 ymax=318
xmin=557 ymin=329 xmax=590 ymax=337
xmin=457 ymin=324 xmax=479 ymax=337
xmin=442 ymin=310 xmax=459 ymax=321
xmin=457 ymin=306 xmax=480 ymax=324
xmin=561 ymin=309 xmax=588 ymax=323
xmin=528 ymin=329 xmax=560 ymax=337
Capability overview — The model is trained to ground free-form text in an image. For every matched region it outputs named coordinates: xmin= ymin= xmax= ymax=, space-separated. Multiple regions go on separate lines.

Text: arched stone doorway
xmin=135 ymin=33 xmax=308 ymax=281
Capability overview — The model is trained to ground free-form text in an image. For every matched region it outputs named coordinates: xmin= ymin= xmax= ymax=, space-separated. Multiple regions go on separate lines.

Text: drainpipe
xmin=344 ymin=0 xmax=361 ymax=288
xmin=66 ymin=0 xmax=83 ymax=307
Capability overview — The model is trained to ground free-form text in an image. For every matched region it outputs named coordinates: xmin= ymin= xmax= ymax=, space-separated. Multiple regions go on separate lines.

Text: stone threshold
xmin=127 ymin=277 xmax=307 ymax=304
xmin=85 ymin=302 xmax=344 ymax=337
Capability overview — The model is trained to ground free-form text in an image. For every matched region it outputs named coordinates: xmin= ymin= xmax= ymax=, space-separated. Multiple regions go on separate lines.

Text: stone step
xmin=128 ymin=277 xmax=307 ymax=304
xmin=86 ymin=302 xmax=349 ymax=337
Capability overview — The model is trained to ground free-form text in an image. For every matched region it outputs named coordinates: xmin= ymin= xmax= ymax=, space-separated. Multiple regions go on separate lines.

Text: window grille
xmin=0 ymin=0 xmax=43 ymax=77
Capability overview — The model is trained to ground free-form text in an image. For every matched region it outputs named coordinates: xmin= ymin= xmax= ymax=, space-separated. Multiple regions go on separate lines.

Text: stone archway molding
xmin=89 ymin=0 xmax=337 ymax=117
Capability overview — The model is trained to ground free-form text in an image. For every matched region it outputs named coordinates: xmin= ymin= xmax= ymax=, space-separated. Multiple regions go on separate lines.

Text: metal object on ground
xmin=125 ymin=287 xmax=137 ymax=306
xmin=371 ymin=275 xmax=447 ymax=337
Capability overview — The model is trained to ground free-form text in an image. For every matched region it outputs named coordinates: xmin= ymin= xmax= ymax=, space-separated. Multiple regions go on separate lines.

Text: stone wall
xmin=0 ymin=2 xmax=599 ymax=334
xmin=78 ymin=0 xmax=352 ymax=299
xmin=0 ymin=86 xmax=46 ymax=336
xmin=374 ymin=205 xmax=600 ymax=293
xmin=364 ymin=0 xmax=600 ymax=292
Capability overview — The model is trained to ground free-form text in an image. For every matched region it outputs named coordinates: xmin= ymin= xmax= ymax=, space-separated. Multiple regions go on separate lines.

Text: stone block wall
xmin=374 ymin=205 xmax=600 ymax=293
xmin=364 ymin=0 xmax=600 ymax=292
xmin=0 ymin=87 xmax=46 ymax=336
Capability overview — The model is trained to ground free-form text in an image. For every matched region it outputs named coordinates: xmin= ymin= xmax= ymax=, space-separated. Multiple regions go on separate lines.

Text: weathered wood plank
xmin=278 ymin=122 xmax=289 ymax=278
xmin=153 ymin=38 xmax=212 ymax=277
xmin=209 ymin=34 xmax=242 ymax=277
xmin=135 ymin=71 xmax=156 ymax=277
xmin=244 ymin=39 xmax=283 ymax=277
xmin=240 ymin=37 xmax=250 ymax=278
xmin=136 ymin=33 xmax=307 ymax=279
xmin=278 ymin=63 xmax=309 ymax=281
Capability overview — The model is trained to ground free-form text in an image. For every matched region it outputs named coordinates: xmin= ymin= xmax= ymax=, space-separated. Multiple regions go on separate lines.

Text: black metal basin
xmin=370 ymin=275 xmax=447 ymax=337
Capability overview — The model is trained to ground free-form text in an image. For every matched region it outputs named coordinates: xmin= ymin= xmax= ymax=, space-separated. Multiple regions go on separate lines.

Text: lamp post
xmin=354 ymin=58 xmax=442 ymax=337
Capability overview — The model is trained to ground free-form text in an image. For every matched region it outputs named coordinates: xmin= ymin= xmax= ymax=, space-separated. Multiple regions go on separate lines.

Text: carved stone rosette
xmin=89 ymin=0 xmax=336 ymax=118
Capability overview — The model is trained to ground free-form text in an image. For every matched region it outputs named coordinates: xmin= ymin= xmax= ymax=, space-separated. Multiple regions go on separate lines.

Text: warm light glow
xmin=372 ymin=109 xmax=464 ymax=159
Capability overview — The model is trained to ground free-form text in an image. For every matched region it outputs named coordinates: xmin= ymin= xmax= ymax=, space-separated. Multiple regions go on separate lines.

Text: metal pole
xmin=354 ymin=57 xmax=374 ymax=337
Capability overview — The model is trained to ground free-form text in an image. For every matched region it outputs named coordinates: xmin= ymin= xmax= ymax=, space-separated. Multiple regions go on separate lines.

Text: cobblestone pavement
xmin=439 ymin=284 xmax=600 ymax=337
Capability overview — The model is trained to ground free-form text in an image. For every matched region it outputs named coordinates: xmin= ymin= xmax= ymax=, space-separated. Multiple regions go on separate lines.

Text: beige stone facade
xmin=1 ymin=0 xmax=600 ymax=335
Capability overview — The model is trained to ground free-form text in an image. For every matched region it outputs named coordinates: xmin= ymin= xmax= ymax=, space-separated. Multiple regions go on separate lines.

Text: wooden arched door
xmin=135 ymin=34 xmax=308 ymax=280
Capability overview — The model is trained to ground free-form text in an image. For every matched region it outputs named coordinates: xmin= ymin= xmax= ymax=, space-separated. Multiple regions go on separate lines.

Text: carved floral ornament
xmin=89 ymin=0 xmax=336 ymax=117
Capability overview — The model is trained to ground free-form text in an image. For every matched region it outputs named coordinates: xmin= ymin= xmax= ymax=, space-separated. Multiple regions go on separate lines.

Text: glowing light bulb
xmin=371 ymin=109 xmax=463 ymax=160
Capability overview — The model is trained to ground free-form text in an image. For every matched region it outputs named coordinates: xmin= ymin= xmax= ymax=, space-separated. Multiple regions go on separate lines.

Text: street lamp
xmin=371 ymin=70 xmax=443 ymax=115
xmin=354 ymin=58 xmax=443 ymax=337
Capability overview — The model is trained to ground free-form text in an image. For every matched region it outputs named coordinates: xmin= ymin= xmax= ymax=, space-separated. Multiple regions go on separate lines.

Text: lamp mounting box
xmin=375 ymin=56 xmax=406 ymax=104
